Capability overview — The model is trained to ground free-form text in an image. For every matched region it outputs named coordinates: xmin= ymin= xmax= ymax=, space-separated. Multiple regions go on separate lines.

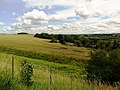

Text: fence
xmin=0 ymin=52 xmax=74 ymax=89
xmin=0 ymin=53 xmax=14 ymax=78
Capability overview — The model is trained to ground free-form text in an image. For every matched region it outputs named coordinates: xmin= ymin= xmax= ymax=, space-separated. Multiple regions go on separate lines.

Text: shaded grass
xmin=0 ymin=46 xmax=88 ymax=67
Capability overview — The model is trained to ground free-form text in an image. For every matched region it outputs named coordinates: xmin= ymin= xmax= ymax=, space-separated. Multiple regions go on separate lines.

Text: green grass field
xmin=0 ymin=34 xmax=90 ymax=59
xmin=0 ymin=34 xmax=119 ymax=90
xmin=0 ymin=53 xmax=118 ymax=90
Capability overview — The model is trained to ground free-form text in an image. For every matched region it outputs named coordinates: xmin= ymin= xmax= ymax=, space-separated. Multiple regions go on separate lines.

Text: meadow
xmin=0 ymin=34 xmax=90 ymax=59
xmin=0 ymin=34 xmax=119 ymax=90
xmin=0 ymin=53 xmax=119 ymax=90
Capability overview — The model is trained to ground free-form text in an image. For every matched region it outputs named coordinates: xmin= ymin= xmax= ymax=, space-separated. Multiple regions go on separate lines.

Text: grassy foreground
xmin=0 ymin=53 xmax=119 ymax=90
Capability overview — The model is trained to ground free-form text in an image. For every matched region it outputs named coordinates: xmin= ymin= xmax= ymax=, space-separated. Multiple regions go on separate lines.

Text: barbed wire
xmin=0 ymin=53 xmax=11 ymax=72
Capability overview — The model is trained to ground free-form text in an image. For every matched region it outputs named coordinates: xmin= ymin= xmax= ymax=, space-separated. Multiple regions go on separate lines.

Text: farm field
xmin=0 ymin=34 xmax=91 ymax=59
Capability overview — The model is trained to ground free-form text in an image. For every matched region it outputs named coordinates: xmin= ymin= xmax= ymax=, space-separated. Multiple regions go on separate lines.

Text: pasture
xmin=0 ymin=34 xmax=91 ymax=59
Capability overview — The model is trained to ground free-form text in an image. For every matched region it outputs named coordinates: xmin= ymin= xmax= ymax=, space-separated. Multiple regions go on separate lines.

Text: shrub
xmin=50 ymin=38 xmax=58 ymax=43
xmin=20 ymin=60 xmax=34 ymax=86
xmin=86 ymin=50 xmax=120 ymax=84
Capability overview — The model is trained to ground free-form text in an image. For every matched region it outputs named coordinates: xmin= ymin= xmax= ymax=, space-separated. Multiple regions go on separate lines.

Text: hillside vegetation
xmin=0 ymin=53 xmax=119 ymax=90
xmin=0 ymin=34 xmax=119 ymax=90
xmin=0 ymin=34 xmax=90 ymax=59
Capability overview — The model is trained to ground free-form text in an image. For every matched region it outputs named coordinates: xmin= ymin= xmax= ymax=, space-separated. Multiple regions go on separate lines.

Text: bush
xmin=50 ymin=38 xmax=58 ymax=43
xmin=86 ymin=50 xmax=120 ymax=84
xmin=20 ymin=61 xmax=34 ymax=86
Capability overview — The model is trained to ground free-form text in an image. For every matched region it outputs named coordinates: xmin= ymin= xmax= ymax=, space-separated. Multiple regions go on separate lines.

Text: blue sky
xmin=0 ymin=0 xmax=24 ymax=25
xmin=0 ymin=0 xmax=120 ymax=34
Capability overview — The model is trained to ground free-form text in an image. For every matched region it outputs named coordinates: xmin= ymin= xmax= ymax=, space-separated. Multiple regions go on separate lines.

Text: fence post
xmin=12 ymin=54 xmax=14 ymax=79
xmin=70 ymin=73 xmax=73 ymax=90
xmin=50 ymin=66 xmax=53 ymax=90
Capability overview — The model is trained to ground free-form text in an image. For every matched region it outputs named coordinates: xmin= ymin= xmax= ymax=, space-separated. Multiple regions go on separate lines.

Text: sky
xmin=0 ymin=0 xmax=120 ymax=34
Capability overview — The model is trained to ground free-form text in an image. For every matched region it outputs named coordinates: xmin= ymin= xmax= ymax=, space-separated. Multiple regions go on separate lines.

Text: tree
xmin=58 ymin=34 xmax=66 ymax=44
xmin=112 ymin=40 xmax=120 ymax=50
xmin=96 ymin=40 xmax=107 ymax=49
xmin=86 ymin=50 xmax=120 ymax=84
xmin=108 ymin=50 xmax=120 ymax=83
xmin=74 ymin=40 xmax=82 ymax=47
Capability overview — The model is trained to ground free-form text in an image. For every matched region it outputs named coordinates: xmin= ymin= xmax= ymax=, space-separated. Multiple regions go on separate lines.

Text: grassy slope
xmin=0 ymin=34 xmax=90 ymax=59
xmin=0 ymin=35 xmax=117 ymax=89
xmin=0 ymin=53 xmax=117 ymax=90
xmin=0 ymin=53 xmax=83 ymax=77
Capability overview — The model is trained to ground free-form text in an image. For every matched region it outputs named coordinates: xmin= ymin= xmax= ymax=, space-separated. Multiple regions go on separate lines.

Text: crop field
xmin=0 ymin=34 xmax=91 ymax=59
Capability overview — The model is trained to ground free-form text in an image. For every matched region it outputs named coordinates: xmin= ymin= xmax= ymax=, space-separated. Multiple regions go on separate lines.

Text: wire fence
xmin=0 ymin=53 xmax=9 ymax=70
xmin=0 ymin=52 xmax=75 ymax=90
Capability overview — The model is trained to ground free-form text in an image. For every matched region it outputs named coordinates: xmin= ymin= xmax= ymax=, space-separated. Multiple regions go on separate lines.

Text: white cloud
xmin=22 ymin=0 xmax=76 ymax=9
xmin=75 ymin=6 xmax=91 ymax=19
xmin=5 ymin=0 xmax=120 ymax=34
xmin=23 ymin=9 xmax=49 ymax=21
xmin=6 ymin=14 xmax=120 ymax=34
xmin=0 ymin=22 xmax=4 ymax=26
xmin=75 ymin=0 xmax=120 ymax=19
xmin=49 ymin=14 xmax=66 ymax=21
xmin=16 ymin=9 xmax=67 ymax=26
xmin=22 ymin=0 xmax=84 ymax=18
xmin=7 ymin=9 xmax=68 ymax=33
xmin=22 ymin=0 xmax=120 ymax=19
xmin=16 ymin=9 xmax=49 ymax=26
xmin=55 ymin=7 xmax=76 ymax=18
xmin=10 ymin=9 xmax=68 ymax=31
xmin=45 ymin=15 xmax=120 ymax=34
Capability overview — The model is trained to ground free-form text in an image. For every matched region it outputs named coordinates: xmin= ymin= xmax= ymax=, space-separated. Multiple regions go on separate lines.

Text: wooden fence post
xmin=70 ymin=73 xmax=73 ymax=90
xmin=50 ymin=66 xmax=53 ymax=90
xmin=12 ymin=55 xmax=14 ymax=79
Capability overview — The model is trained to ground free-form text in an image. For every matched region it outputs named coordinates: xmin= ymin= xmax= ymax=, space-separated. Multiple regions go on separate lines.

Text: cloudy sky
xmin=0 ymin=0 xmax=120 ymax=34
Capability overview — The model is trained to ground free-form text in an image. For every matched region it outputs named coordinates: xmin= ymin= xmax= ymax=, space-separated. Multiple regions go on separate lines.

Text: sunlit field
xmin=0 ymin=34 xmax=91 ymax=59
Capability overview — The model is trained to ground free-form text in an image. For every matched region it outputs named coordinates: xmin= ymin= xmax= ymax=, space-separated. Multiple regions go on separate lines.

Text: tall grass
xmin=0 ymin=53 xmax=119 ymax=90
xmin=0 ymin=70 xmax=20 ymax=90
xmin=0 ymin=46 xmax=87 ymax=67
xmin=22 ymin=68 xmax=120 ymax=90
xmin=0 ymin=69 xmax=119 ymax=90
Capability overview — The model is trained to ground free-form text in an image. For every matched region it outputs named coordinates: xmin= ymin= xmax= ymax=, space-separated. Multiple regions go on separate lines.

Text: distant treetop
xmin=17 ymin=32 xmax=29 ymax=35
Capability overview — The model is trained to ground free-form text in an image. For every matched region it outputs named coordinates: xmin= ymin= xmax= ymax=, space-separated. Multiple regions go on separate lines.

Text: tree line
xmin=34 ymin=33 xmax=120 ymax=51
